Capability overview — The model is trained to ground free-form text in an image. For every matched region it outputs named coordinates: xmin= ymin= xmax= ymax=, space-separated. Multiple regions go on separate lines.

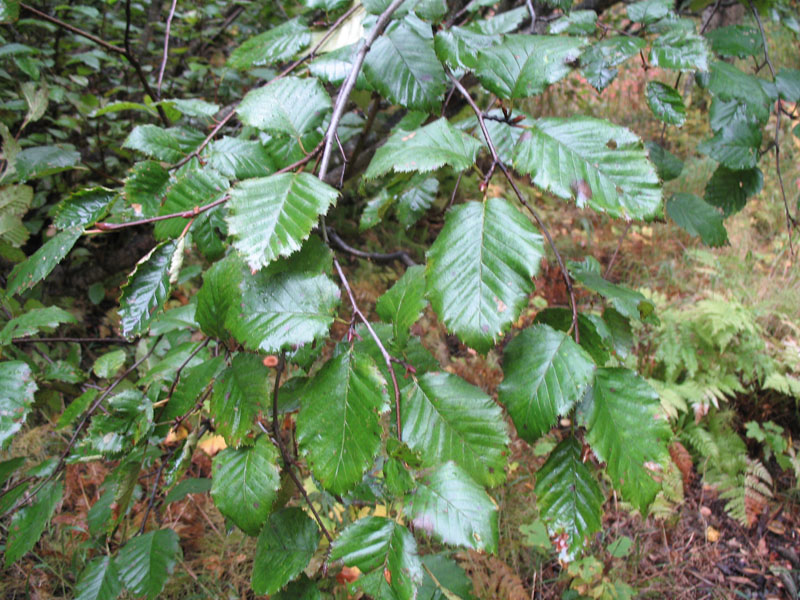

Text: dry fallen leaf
xmin=706 ymin=526 xmax=720 ymax=542
xmin=197 ymin=434 xmax=227 ymax=456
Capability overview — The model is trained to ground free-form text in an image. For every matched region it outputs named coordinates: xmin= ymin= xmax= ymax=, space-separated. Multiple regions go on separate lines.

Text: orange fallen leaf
xmin=197 ymin=434 xmax=227 ymax=456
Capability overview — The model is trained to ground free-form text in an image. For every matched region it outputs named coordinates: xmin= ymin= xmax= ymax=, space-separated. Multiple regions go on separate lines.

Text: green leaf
xmin=122 ymin=126 xmax=203 ymax=163
xmin=161 ymin=98 xmax=220 ymax=118
xmin=14 ymin=145 xmax=81 ymax=182
xmin=697 ymin=118 xmax=761 ymax=170
xmin=703 ymin=165 xmax=763 ymax=216
xmin=0 ymin=306 xmax=77 ymax=344
xmin=4 ymin=481 xmax=62 ymax=566
xmin=154 ymin=168 xmax=229 ymax=240
xmin=163 ymin=478 xmax=212 ymax=504
xmin=237 ymin=77 xmax=331 ymax=139
xmin=124 ymin=161 xmax=169 ymax=217
xmin=0 ymin=456 xmax=25 ymax=486
xmin=666 ymin=193 xmax=728 ymax=247
xmin=513 ymin=117 xmax=662 ymax=219
xmin=74 ymin=556 xmax=122 ymax=600
xmin=418 ymin=554 xmax=473 ymax=600
xmin=626 ymin=0 xmax=672 ymax=23
xmin=0 ymin=0 xmax=20 ymax=23
xmin=704 ymin=25 xmax=763 ymax=58
xmin=649 ymin=28 xmax=709 ymax=72
xmin=297 ymin=348 xmax=387 ymax=495
xmin=579 ymin=368 xmax=671 ymax=512
xmin=580 ymin=36 xmax=646 ymax=91
xmin=645 ymin=82 xmax=686 ymax=126
xmin=118 ymin=240 xmax=179 ymax=338
xmin=330 ymin=516 xmax=423 ymax=600
xmin=0 ymin=361 xmax=37 ymax=450
xmin=459 ymin=109 xmax=535 ymax=165
xmin=475 ymin=35 xmax=585 ymax=99
xmin=549 ymin=10 xmax=597 ymax=34
xmin=707 ymin=62 xmax=770 ymax=124
xmin=644 ymin=141 xmax=683 ymax=181
xmin=115 ymin=529 xmax=182 ymax=600
xmin=405 ymin=462 xmax=498 ymax=553
xmin=535 ymin=437 xmax=603 ymax=558
xmin=363 ymin=18 xmax=447 ymax=112
xmin=498 ymin=324 xmax=595 ymax=443
xmin=226 ymin=264 xmax=340 ymax=354
xmin=54 ymin=187 xmax=115 ymax=229
xmin=776 ymin=69 xmax=800 ymax=102
xmin=227 ymin=172 xmax=338 ymax=272
xmin=56 ymin=389 xmax=97 ymax=430
xmin=396 ymin=176 xmax=439 ymax=228
xmin=195 ymin=255 xmax=242 ymax=341
xmin=211 ymin=435 xmax=281 ymax=535
xmin=568 ymin=257 xmax=654 ymax=321
xmin=227 ymin=18 xmax=311 ymax=70
xmin=376 ymin=265 xmax=427 ymax=346
xmin=92 ymin=349 xmax=126 ymax=378
xmin=402 ymin=372 xmax=509 ymax=487
xmin=251 ymin=507 xmax=321 ymax=595
xmin=6 ymin=226 xmax=82 ymax=295
xmin=211 ymin=353 xmax=269 ymax=448
xmin=426 ymin=197 xmax=543 ymax=352
xmin=163 ymin=357 xmax=224 ymax=423
xmin=0 ymin=184 xmax=32 ymax=247
xmin=365 ymin=118 xmax=481 ymax=180
xmin=204 ymin=137 xmax=275 ymax=180
xmin=534 ymin=308 xmax=611 ymax=365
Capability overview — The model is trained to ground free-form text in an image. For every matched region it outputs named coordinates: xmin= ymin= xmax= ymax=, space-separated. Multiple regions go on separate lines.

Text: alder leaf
xmin=296 ymin=348 xmax=387 ymax=495
xmin=211 ymin=435 xmax=281 ymax=535
xmin=426 ymin=197 xmax=543 ymax=353
xmin=402 ymin=372 xmax=509 ymax=487
xmin=498 ymin=324 xmax=596 ymax=443
xmin=226 ymin=172 xmax=338 ymax=272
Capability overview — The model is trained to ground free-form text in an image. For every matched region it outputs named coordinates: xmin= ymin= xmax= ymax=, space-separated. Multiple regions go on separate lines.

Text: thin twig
xmin=11 ymin=336 xmax=133 ymax=344
xmin=156 ymin=0 xmax=179 ymax=98
xmin=327 ymin=227 xmax=416 ymax=267
xmin=605 ymin=221 xmax=632 ymax=278
xmin=446 ymin=71 xmax=580 ymax=342
xmin=90 ymin=196 xmax=229 ymax=231
xmin=748 ymin=0 xmax=796 ymax=256
xmin=526 ymin=0 xmax=537 ymax=32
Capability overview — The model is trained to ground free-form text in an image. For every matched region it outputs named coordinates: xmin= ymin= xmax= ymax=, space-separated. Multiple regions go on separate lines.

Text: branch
xmin=327 ymin=227 xmax=416 ymax=267
xmin=90 ymin=196 xmax=229 ymax=231
xmin=20 ymin=2 xmax=170 ymax=126
xmin=748 ymin=0 xmax=797 ymax=256
xmin=156 ymin=0 xmax=179 ymax=98
xmin=11 ymin=336 xmax=132 ymax=344
xmin=267 ymin=355 xmax=333 ymax=544
xmin=446 ymin=71 xmax=581 ymax=342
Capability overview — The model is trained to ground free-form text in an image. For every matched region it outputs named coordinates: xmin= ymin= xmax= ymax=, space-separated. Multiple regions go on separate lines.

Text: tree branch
xmin=446 ymin=71 xmax=581 ymax=342
xmin=156 ymin=0 xmax=179 ymax=98
xmin=326 ymin=227 xmax=416 ymax=267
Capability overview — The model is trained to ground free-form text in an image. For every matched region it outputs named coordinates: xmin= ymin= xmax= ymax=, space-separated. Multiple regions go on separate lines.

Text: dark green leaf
xmin=703 ymin=165 xmax=763 ymax=216
xmin=251 ymin=507 xmax=320 ymax=595
xmin=649 ymin=29 xmax=709 ymax=72
xmin=365 ymin=118 xmax=481 ymax=180
xmin=54 ymin=187 xmax=115 ymax=229
xmin=115 ymin=529 xmax=182 ymax=600
xmin=645 ymin=82 xmax=686 ymax=126
xmin=579 ymin=368 xmax=671 ymax=512
xmin=163 ymin=357 xmax=224 ymax=422
xmin=697 ymin=118 xmax=761 ymax=170
xmin=330 ymin=516 xmax=423 ymax=600
xmin=123 ymin=126 xmax=203 ymax=163
xmin=6 ymin=226 xmax=82 ymax=295
xmin=56 ymin=389 xmax=98 ymax=430
xmin=580 ymin=36 xmax=646 ymax=91
xmin=626 ymin=0 xmax=672 ymax=23
xmin=363 ymin=18 xmax=447 ymax=112
xmin=396 ymin=176 xmax=438 ymax=228
xmin=549 ymin=10 xmax=597 ymax=34
xmin=776 ymin=68 xmax=800 ymax=103
xmin=124 ymin=161 xmax=169 ymax=217
xmin=195 ymin=255 xmax=242 ymax=341
xmin=534 ymin=308 xmax=611 ymax=365
xmin=309 ymin=43 xmax=371 ymax=88
xmin=426 ymin=198 xmax=543 ymax=352
xmin=211 ymin=435 xmax=281 ymax=535
xmin=74 ymin=556 xmax=122 ymax=600
xmin=154 ymin=168 xmax=229 ymax=240
xmin=0 ymin=184 xmax=32 ymax=247
xmin=705 ymin=25 xmax=763 ymax=58
xmin=475 ymin=35 xmax=585 ymax=99
xmin=644 ymin=141 xmax=683 ymax=181
xmin=118 ymin=240 xmax=179 ymax=338
xmin=237 ymin=77 xmax=331 ymax=139
xmin=163 ymin=478 xmax=211 ymax=504
xmin=418 ymin=554 xmax=474 ymax=600
xmin=0 ymin=306 xmax=77 ymax=345
xmin=513 ymin=117 xmax=662 ymax=219
xmin=376 ymin=265 xmax=427 ymax=346
xmin=666 ymin=193 xmax=728 ymax=247
xmin=569 ymin=257 xmax=655 ymax=321
xmin=227 ymin=172 xmax=338 ymax=271
xmin=227 ymin=18 xmax=311 ymax=70
xmin=0 ymin=456 xmax=25 ymax=486
xmin=92 ymin=349 xmax=125 ymax=378
xmin=498 ymin=324 xmax=595 ymax=443
xmin=708 ymin=62 xmax=770 ymax=124
xmin=402 ymin=372 xmax=509 ymax=487
xmin=0 ymin=0 xmax=19 ymax=23
xmin=535 ymin=437 xmax=603 ymax=558
xmin=211 ymin=353 xmax=269 ymax=448
xmin=405 ymin=462 xmax=498 ymax=553
xmin=204 ymin=137 xmax=275 ymax=180
xmin=14 ymin=145 xmax=81 ymax=182
xmin=4 ymin=481 xmax=62 ymax=566
xmin=297 ymin=348 xmax=387 ymax=495
xmin=0 ymin=361 xmax=37 ymax=450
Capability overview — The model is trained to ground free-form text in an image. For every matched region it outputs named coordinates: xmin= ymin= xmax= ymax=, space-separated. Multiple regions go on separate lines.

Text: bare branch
xmin=327 ymin=227 xmax=416 ymax=267
xmin=156 ymin=0 xmax=179 ymax=98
